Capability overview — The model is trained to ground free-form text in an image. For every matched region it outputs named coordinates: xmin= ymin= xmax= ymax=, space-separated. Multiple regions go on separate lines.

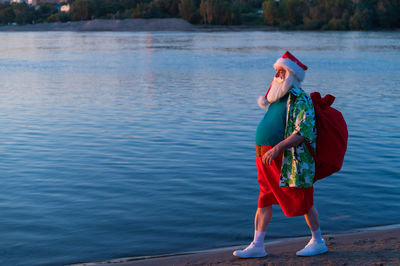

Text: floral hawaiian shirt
xmin=280 ymin=87 xmax=316 ymax=188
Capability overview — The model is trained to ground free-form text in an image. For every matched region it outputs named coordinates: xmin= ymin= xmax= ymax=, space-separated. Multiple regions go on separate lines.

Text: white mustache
xmin=267 ymin=73 xmax=295 ymax=103
xmin=274 ymin=76 xmax=285 ymax=84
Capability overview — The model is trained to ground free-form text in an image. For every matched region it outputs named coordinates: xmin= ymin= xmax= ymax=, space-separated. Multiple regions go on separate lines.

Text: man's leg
xmin=255 ymin=206 xmax=273 ymax=232
xmin=296 ymin=205 xmax=328 ymax=256
xmin=304 ymin=205 xmax=320 ymax=232
xmin=252 ymin=206 xmax=272 ymax=247
xmin=233 ymin=206 xmax=272 ymax=258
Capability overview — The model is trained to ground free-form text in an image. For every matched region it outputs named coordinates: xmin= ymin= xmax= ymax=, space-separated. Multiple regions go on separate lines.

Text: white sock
xmin=311 ymin=228 xmax=324 ymax=243
xmin=252 ymin=230 xmax=266 ymax=247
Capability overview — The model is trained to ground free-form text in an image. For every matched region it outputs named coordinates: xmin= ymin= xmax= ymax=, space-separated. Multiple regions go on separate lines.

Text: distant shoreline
xmin=0 ymin=18 xmax=277 ymax=32
xmin=1 ymin=19 xmax=397 ymax=32
xmin=0 ymin=18 xmax=196 ymax=32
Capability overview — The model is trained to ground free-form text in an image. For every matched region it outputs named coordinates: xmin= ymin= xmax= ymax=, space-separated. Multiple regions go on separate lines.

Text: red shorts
xmin=257 ymin=145 xmax=314 ymax=217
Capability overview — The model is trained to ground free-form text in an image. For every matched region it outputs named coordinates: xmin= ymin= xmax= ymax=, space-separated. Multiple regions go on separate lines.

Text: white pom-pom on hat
xmin=258 ymin=95 xmax=269 ymax=109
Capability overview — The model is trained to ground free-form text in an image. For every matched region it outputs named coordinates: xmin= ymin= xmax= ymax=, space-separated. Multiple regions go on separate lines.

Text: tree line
xmin=0 ymin=0 xmax=399 ymax=30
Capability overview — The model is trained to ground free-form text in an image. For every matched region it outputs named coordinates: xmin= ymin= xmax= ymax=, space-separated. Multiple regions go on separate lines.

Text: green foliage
xmin=157 ymin=0 xmax=180 ymax=16
xmin=46 ymin=11 xmax=72 ymax=22
xmin=233 ymin=0 xmax=254 ymax=13
xmin=36 ymin=3 xmax=58 ymax=23
xmin=322 ymin=18 xmax=348 ymax=30
xmin=12 ymin=3 xmax=36 ymax=25
xmin=179 ymin=0 xmax=199 ymax=23
xmin=296 ymin=21 xmax=323 ymax=30
xmin=260 ymin=0 xmax=400 ymax=30
xmin=94 ymin=0 xmax=122 ymax=18
xmin=376 ymin=0 xmax=399 ymax=28
xmin=237 ymin=0 xmax=264 ymax=9
xmin=129 ymin=2 xmax=163 ymax=18
xmin=0 ymin=0 xmax=399 ymax=28
xmin=0 ymin=3 xmax=15 ymax=25
xmin=240 ymin=12 xmax=263 ymax=25
xmin=71 ymin=0 xmax=96 ymax=21
xmin=199 ymin=0 xmax=240 ymax=25
xmin=117 ymin=0 xmax=150 ymax=10
xmin=279 ymin=21 xmax=294 ymax=30
xmin=262 ymin=0 xmax=277 ymax=25
xmin=281 ymin=0 xmax=305 ymax=25
xmin=349 ymin=6 xmax=373 ymax=30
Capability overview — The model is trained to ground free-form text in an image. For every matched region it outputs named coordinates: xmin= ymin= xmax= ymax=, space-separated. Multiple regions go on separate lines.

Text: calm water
xmin=0 ymin=31 xmax=399 ymax=265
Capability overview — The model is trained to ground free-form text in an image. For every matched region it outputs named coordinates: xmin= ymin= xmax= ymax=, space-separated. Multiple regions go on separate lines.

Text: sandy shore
xmin=75 ymin=225 xmax=400 ymax=266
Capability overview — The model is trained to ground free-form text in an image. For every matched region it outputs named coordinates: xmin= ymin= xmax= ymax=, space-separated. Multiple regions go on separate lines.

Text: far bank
xmin=0 ymin=18 xmax=277 ymax=32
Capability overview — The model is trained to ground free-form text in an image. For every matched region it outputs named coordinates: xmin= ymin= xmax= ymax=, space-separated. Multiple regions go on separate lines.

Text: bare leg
xmin=304 ymin=205 xmax=320 ymax=231
xmin=255 ymin=206 xmax=273 ymax=232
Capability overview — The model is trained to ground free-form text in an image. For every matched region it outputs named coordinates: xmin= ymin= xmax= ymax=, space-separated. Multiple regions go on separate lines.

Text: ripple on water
xmin=0 ymin=31 xmax=399 ymax=265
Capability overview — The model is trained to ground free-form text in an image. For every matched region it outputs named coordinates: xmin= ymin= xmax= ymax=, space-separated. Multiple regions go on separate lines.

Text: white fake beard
xmin=267 ymin=72 xmax=298 ymax=103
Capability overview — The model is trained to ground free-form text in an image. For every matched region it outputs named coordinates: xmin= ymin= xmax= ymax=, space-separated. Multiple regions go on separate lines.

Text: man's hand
xmin=262 ymin=133 xmax=306 ymax=165
xmin=262 ymin=146 xmax=281 ymax=165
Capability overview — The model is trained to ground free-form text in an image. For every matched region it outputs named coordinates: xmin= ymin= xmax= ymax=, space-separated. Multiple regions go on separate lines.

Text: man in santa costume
xmin=233 ymin=51 xmax=328 ymax=258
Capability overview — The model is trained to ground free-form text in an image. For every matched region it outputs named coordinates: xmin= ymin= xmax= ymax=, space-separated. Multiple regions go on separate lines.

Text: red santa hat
xmin=273 ymin=51 xmax=308 ymax=82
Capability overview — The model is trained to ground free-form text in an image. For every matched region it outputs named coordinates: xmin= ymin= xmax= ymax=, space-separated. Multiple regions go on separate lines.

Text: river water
xmin=0 ymin=31 xmax=399 ymax=265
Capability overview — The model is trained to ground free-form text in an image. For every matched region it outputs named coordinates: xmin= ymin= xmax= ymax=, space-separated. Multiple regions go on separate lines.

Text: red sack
xmin=305 ymin=92 xmax=348 ymax=182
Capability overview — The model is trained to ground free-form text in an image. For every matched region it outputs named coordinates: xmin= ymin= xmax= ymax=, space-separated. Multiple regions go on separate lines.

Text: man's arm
xmin=262 ymin=133 xmax=306 ymax=165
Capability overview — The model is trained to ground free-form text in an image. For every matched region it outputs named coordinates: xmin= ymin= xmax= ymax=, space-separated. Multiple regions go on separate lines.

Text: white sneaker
xmin=233 ymin=242 xmax=267 ymax=258
xmin=296 ymin=239 xmax=328 ymax=256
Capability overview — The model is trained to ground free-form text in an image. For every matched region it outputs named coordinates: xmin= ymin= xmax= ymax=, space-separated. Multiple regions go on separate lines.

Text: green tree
xmin=0 ymin=3 xmax=15 ymax=25
xmin=262 ymin=0 xmax=277 ymax=25
xmin=199 ymin=0 xmax=210 ymax=23
xmin=179 ymin=0 xmax=197 ymax=22
xmin=158 ymin=0 xmax=180 ymax=16
xmin=13 ymin=3 xmax=36 ymax=25
xmin=236 ymin=0 xmax=264 ymax=9
xmin=147 ymin=2 xmax=163 ymax=17
xmin=130 ymin=2 xmax=148 ymax=18
xmin=94 ymin=0 xmax=122 ymax=18
xmin=71 ymin=0 xmax=96 ymax=21
xmin=35 ymin=3 xmax=58 ymax=23
xmin=233 ymin=0 xmax=254 ymax=13
xmin=349 ymin=7 xmax=372 ymax=30
xmin=118 ymin=0 xmax=147 ymax=10
xmin=46 ymin=11 xmax=72 ymax=22
xmin=130 ymin=2 xmax=162 ymax=18
xmin=200 ymin=0 xmax=240 ymax=24
xmin=376 ymin=0 xmax=398 ymax=28
xmin=280 ymin=0 xmax=304 ymax=25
